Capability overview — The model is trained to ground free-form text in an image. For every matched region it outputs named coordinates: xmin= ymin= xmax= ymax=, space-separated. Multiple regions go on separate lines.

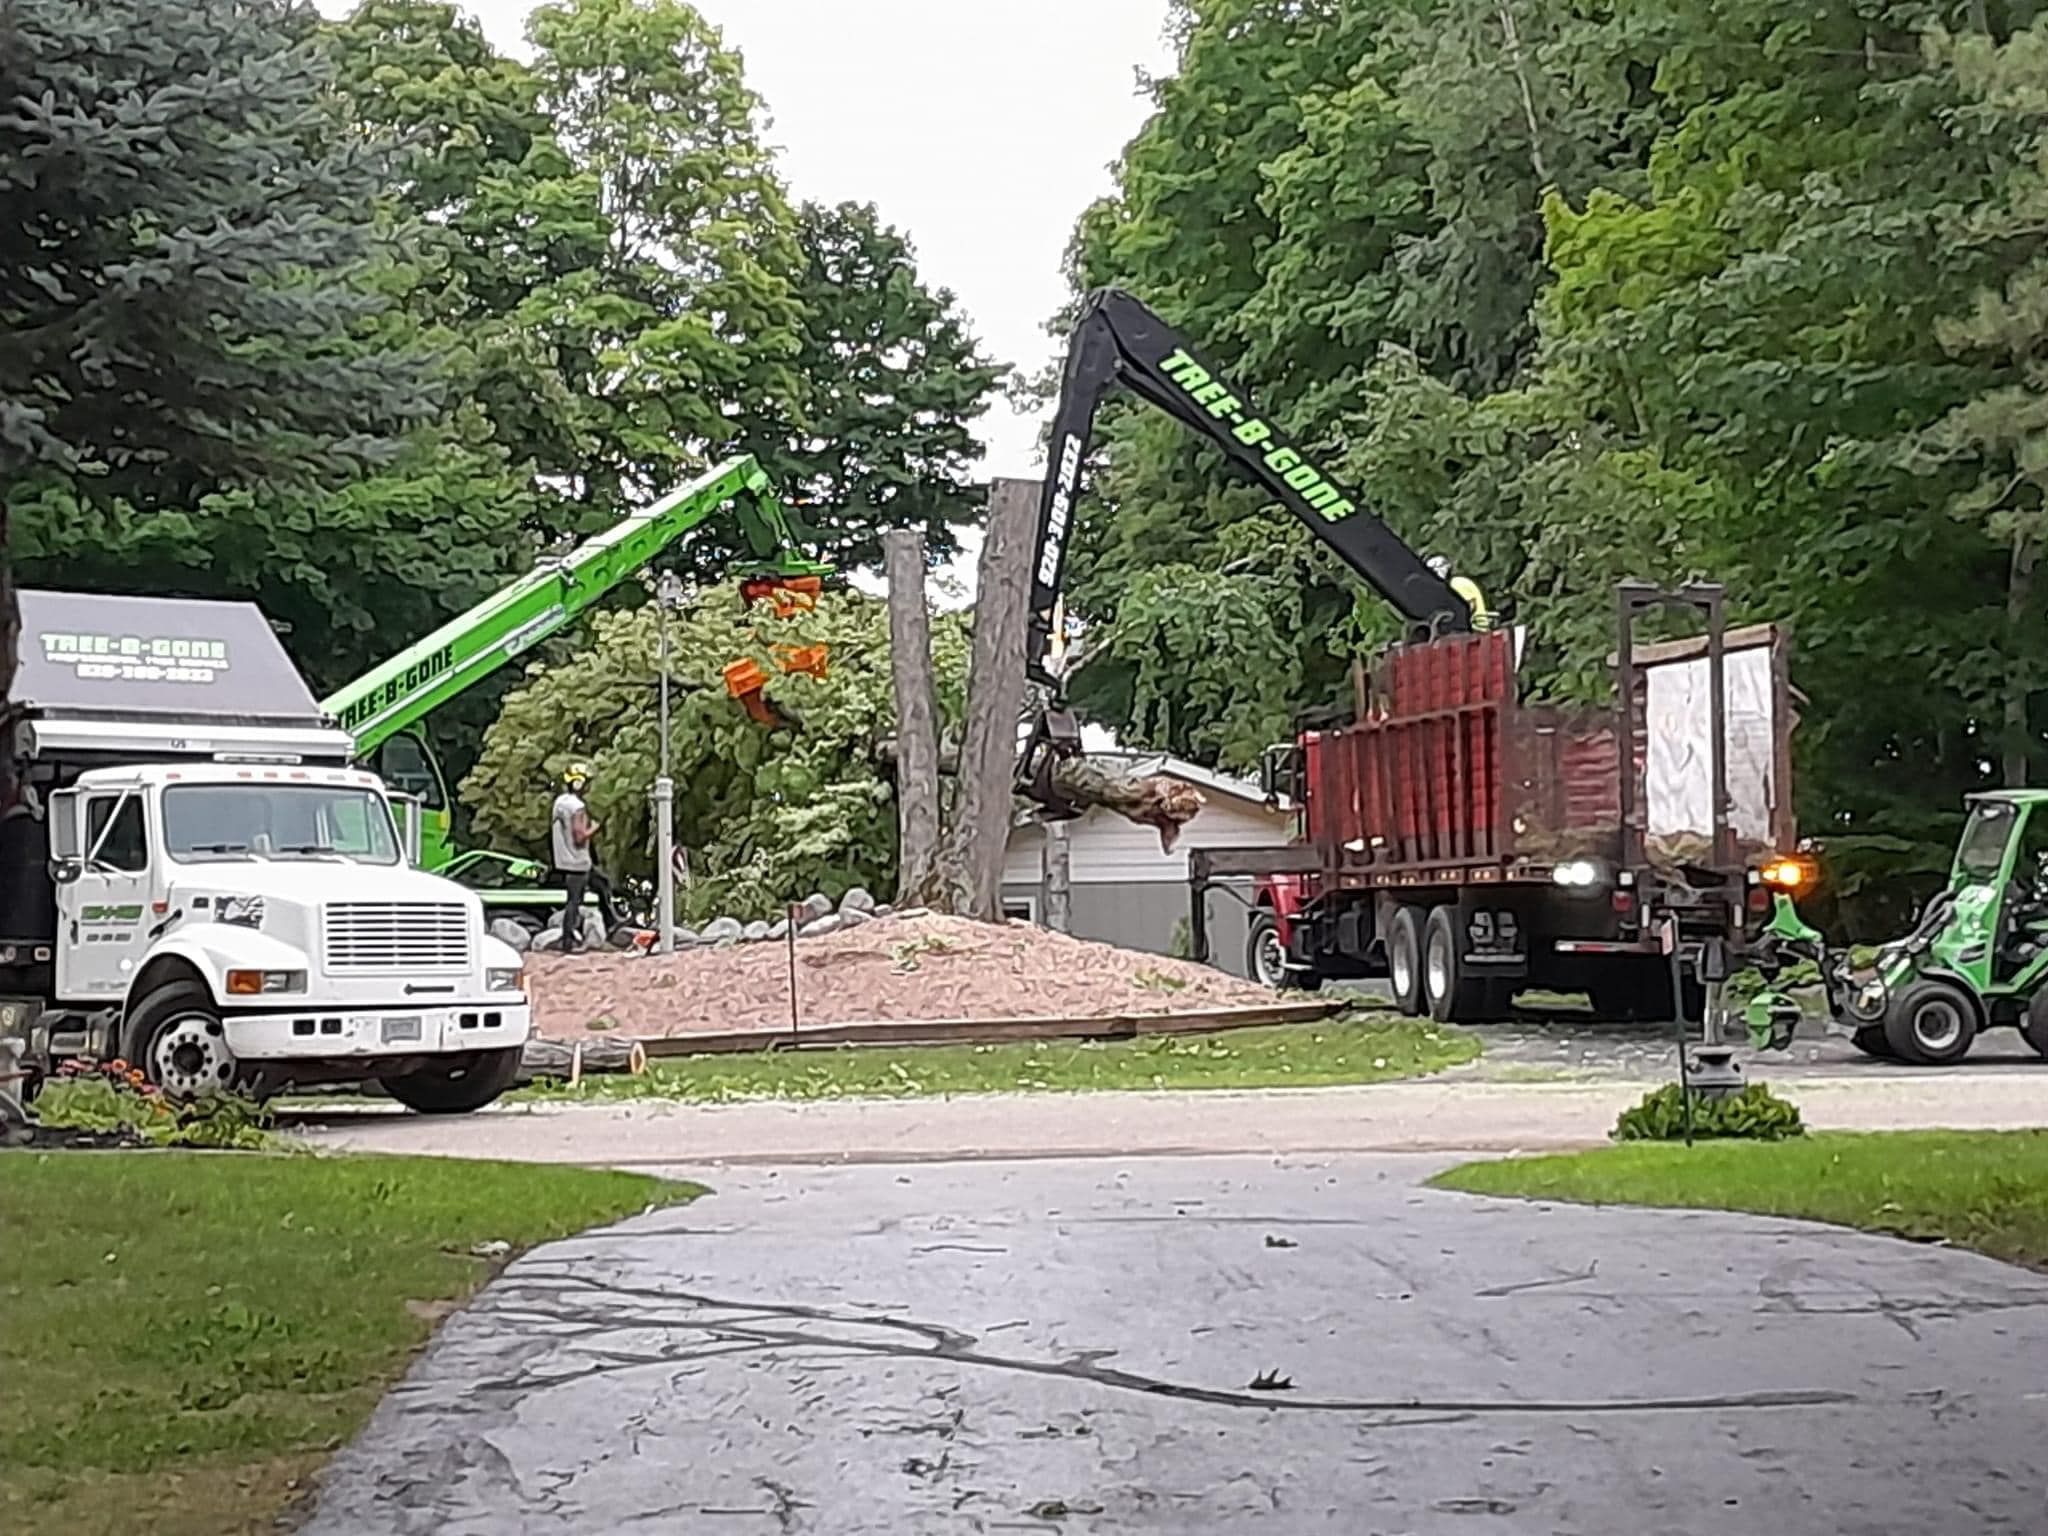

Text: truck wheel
xmin=1246 ymin=912 xmax=1322 ymax=992
xmin=1849 ymin=1026 xmax=1897 ymax=1060
xmin=124 ymin=980 xmax=238 ymax=1103
xmin=2023 ymin=992 xmax=2048 ymax=1059
xmin=1882 ymin=978 xmax=1978 ymax=1066
xmin=1422 ymin=905 xmax=1485 ymax=1023
xmin=381 ymin=1047 xmax=523 ymax=1115
xmin=1387 ymin=906 xmax=1425 ymax=1016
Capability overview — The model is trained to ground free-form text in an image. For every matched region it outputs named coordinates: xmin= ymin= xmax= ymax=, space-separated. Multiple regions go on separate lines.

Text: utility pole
xmin=941 ymin=477 xmax=1037 ymax=920
xmin=653 ymin=570 xmax=683 ymax=953
xmin=883 ymin=529 xmax=943 ymax=906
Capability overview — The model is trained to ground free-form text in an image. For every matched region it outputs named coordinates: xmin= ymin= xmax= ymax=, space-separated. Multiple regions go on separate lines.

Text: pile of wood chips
xmin=526 ymin=911 xmax=1276 ymax=1043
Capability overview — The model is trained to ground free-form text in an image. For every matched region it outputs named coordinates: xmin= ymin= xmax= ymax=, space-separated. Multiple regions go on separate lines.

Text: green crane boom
xmin=322 ymin=454 xmax=826 ymax=754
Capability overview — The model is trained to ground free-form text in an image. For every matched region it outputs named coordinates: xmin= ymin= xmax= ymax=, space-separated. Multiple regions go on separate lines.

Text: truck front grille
xmin=322 ymin=903 xmax=471 ymax=974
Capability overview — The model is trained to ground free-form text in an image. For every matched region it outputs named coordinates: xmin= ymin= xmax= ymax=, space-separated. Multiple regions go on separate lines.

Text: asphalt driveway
xmin=302 ymin=1153 xmax=2048 ymax=1534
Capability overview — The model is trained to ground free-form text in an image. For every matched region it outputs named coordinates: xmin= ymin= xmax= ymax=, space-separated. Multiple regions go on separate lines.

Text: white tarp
xmin=1643 ymin=642 xmax=1779 ymax=847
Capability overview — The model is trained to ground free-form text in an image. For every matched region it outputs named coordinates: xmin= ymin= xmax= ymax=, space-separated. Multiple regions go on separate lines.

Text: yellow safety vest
xmin=1449 ymin=574 xmax=1494 ymax=631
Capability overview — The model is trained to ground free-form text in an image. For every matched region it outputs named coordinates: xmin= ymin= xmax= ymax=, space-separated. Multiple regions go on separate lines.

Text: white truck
xmin=0 ymin=589 xmax=531 ymax=1113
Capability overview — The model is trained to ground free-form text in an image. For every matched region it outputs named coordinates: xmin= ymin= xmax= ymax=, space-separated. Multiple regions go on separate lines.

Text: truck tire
xmin=1247 ymin=912 xmax=1322 ymax=992
xmin=1882 ymin=978 xmax=1978 ymax=1066
xmin=382 ymin=1047 xmax=523 ymax=1115
xmin=2023 ymin=991 xmax=2048 ymax=1059
xmin=1422 ymin=905 xmax=1492 ymax=1024
xmin=1849 ymin=1025 xmax=1897 ymax=1060
xmin=123 ymin=979 xmax=239 ymax=1103
xmin=1387 ymin=906 xmax=1425 ymax=1016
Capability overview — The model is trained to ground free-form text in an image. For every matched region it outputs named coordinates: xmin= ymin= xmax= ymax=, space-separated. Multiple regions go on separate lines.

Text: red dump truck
xmin=1191 ymin=584 xmax=1802 ymax=1022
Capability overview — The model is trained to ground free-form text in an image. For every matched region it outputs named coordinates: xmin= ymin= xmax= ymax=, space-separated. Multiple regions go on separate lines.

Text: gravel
xmin=525 ymin=912 xmax=1277 ymax=1042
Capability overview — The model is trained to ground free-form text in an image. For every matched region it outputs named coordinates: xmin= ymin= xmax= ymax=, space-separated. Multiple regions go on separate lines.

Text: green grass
xmin=1433 ymin=1131 xmax=2048 ymax=1269
xmin=518 ymin=1014 xmax=1480 ymax=1104
xmin=1 ymin=1153 xmax=694 ymax=1536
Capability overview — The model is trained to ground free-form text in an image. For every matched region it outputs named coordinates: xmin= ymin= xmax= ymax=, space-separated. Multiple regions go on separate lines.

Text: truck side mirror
xmin=48 ymin=857 xmax=81 ymax=886
xmin=1259 ymin=744 xmax=1299 ymax=805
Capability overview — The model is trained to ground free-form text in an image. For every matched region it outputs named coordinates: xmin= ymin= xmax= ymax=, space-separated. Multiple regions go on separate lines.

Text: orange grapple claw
xmin=773 ymin=642 xmax=829 ymax=680
xmin=723 ymin=656 xmax=767 ymax=697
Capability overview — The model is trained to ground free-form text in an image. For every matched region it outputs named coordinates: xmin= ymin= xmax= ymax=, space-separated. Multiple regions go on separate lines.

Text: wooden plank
xmin=522 ymin=999 xmax=1353 ymax=1079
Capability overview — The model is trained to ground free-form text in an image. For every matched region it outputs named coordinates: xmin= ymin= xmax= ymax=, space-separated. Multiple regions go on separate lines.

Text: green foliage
xmin=6 ymin=0 xmax=1004 ymax=834
xmin=1612 ymin=1081 xmax=1806 ymax=1143
xmin=1052 ymin=0 xmax=2048 ymax=937
xmin=1432 ymin=1130 xmax=2048 ymax=1270
xmin=763 ymin=199 xmax=1008 ymax=569
xmin=464 ymin=581 xmax=971 ymax=917
xmin=35 ymin=1068 xmax=280 ymax=1150
xmin=0 ymin=0 xmax=441 ymax=798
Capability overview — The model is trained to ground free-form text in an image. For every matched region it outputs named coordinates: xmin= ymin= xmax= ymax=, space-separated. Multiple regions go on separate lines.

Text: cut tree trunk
xmin=940 ymin=477 xmax=1037 ymax=920
xmin=883 ymin=529 xmax=945 ymax=906
xmin=1046 ymin=758 xmax=1206 ymax=852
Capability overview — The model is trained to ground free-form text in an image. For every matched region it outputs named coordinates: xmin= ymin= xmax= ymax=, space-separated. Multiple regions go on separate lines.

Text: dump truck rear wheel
xmin=1423 ymin=905 xmax=1495 ymax=1023
xmin=1387 ymin=906 xmax=1425 ymax=1016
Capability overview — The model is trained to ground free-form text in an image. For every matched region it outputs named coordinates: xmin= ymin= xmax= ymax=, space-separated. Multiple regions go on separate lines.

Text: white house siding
xmin=1003 ymin=795 xmax=1292 ymax=979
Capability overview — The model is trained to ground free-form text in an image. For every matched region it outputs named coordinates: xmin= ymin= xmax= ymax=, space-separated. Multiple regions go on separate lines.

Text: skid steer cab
xmin=1821 ymin=791 xmax=2048 ymax=1066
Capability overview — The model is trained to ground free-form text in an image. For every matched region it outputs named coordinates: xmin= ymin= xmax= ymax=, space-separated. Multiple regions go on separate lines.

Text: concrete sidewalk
xmin=294 ymin=1070 xmax=2048 ymax=1167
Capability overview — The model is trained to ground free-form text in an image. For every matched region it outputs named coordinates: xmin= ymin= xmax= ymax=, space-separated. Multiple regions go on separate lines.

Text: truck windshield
xmin=163 ymin=785 xmax=401 ymax=865
xmin=1955 ymin=801 xmax=2018 ymax=882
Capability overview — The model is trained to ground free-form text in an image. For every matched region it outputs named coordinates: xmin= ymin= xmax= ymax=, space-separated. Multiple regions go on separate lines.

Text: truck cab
xmin=2 ymin=588 xmax=531 ymax=1113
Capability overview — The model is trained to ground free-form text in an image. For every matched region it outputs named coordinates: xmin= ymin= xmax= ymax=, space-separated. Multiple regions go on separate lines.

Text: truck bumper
xmin=224 ymin=1000 xmax=530 ymax=1062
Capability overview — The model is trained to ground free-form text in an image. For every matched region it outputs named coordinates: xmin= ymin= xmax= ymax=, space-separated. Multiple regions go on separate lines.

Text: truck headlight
xmin=487 ymin=966 xmax=525 ymax=994
xmin=1553 ymin=859 xmax=1603 ymax=889
xmin=218 ymin=895 xmax=265 ymax=929
xmin=226 ymin=969 xmax=306 ymax=995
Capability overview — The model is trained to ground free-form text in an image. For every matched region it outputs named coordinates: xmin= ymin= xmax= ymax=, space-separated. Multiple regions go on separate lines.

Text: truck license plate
xmin=381 ymin=1015 xmax=423 ymax=1044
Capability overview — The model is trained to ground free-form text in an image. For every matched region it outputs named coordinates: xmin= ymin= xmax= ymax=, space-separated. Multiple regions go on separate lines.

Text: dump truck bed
xmin=1301 ymin=624 xmax=1794 ymax=878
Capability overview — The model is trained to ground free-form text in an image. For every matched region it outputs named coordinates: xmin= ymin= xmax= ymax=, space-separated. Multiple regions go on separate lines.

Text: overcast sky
xmin=329 ymin=0 xmax=1177 ymax=485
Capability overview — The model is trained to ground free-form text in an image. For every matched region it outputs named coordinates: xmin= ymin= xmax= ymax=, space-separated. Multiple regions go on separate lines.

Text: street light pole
xmin=654 ymin=571 xmax=682 ymax=955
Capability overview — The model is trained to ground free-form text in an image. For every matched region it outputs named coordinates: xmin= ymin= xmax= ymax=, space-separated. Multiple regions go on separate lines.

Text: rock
xmin=895 ymin=907 xmax=931 ymax=921
xmin=799 ymin=913 xmax=844 ymax=939
xmin=840 ymin=906 xmax=871 ymax=927
xmin=872 ymin=903 xmax=894 ymax=919
xmin=839 ymin=885 xmax=876 ymax=914
xmin=489 ymin=918 xmax=534 ymax=953
xmin=534 ymin=926 xmax=565 ymax=953
xmin=799 ymin=892 xmax=834 ymax=923
xmin=766 ymin=917 xmax=790 ymax=941
xmin=701 ymin=915 xmax=744 ymax=944
xmin=742 ymin=920 xmax=771 ymax=943
xmin=671 ymin=924 xmax=700 ymax=947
